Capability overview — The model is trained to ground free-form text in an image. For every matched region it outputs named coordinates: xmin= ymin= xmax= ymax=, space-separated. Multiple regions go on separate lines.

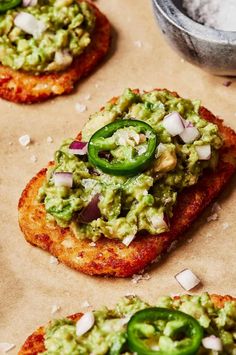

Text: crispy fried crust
xmin=18 ymin=90 xmax=236 ymax=277
xmin=0 ymin=2 xmax=111 ymax=104
xmin=18 ymin=295 xmax=236 ymax=354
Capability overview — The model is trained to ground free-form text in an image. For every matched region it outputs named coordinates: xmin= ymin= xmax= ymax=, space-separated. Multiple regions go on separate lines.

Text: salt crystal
xmin=30 ymin=154 xmax=37 ymax=163
xmin=0 ymin=343 xmax=15 ymax=353
xmin=89 ymin=242 xmax=96 ymax=247
xmin=19 ymin=134 xmax=31 ymax=146
xmin=131 ymin=272 xmax=150 ymax=284
xmin=84 ymin=94 xmax=91 ymax=100
xmin=222 ymin=222 xmax=229 ymax=230
xmin=51 ymin=304 xmax=61 ymax=314
xmin=81 ymin=300 xmax=90 ymax=308
xmin=134 ymin=40 xmax=142 ymax=48
xmin=207 ymin=213 xmax=218 ymax=222
xmin=49 ymin=256 xmax=59 ymax=265
xmin=47 ymin=136 xmax=53 ymax=143
xmin=75 ymin=103 xmax=87 ymax=113
xmin=183 ymin=0 xmax=236 ymax=31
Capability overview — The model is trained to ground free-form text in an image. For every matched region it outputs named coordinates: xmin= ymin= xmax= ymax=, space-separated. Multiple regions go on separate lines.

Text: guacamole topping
xmin=39 ymin=89 xmax=222 ymax=243
xmin=0 ymin=0 xmax=95 ymax=72
xmin=41 ymin=293 xmax=236 ymax=354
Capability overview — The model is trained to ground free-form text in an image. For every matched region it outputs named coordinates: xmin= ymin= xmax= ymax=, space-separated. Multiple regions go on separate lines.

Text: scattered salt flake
xmin=84 ymin=94 xmax=91 ymax=100
xmin=134 ymin=40 xmax=142 ymax=48
xmin=132 ymin=272 xmax=150 ymax=284
xmin=207 ymin=213 xmax=218 ymax=222
xmin=49 ymin=256 xmax=59 ymax=265
xmin=180 ymin=58 xmax=185 ymax=63
xmin=19 ymin=134 xmax=31 ymax=146
xmin=61 ymin=239 xmax=74 ymax=248
xmin=47 ymin=136 xmax=53 ymax=143
xmin=8 ymin=142 xmax=13 ymax=146
xmin=206 ymin=232 xmax=213 ymax=238
xmin=81 ymin=300 xmax=91 ymax=308
xmin=222 ymin=222 xmax=229 ymax=230
xmin=0 ymin=343 xmax=16 ymax=353
xmin=222 ymin=80 xmax=232 ymax=87
xmin=211 ymin=202 xmax=221 ymax=214
xmin=89 ymin=241 xmax=96 ymax=247
xmin=167 ymin=240 xmax=178 ymax=252
xmin=51 ymin=304 xmax=61 ymax=314
xmin=75 ymin=103 xmax=87 ymax=113
xmin=125 ymin=291 xmax=136 ymax=297
xmin=30 ymin=154 xmax=37 ymax=163
xmin=95 ymin=83 xmax=100 ymax=88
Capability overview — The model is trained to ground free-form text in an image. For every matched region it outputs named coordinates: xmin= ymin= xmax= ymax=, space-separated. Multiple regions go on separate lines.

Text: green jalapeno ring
xmin=88 ymin=119 xmax=158 ymax=176
xmin=127 ymin=307 xmax=203 ymax=355
xmin=0 ymin=0 xmax=21 ymax=12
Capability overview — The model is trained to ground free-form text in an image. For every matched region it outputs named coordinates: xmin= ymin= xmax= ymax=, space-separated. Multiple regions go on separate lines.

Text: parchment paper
xmin=1 ymin=0 xmax=236 ymax=352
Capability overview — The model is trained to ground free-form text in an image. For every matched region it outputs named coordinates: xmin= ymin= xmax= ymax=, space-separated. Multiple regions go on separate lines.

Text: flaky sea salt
xmin=183 ymin=0 xmax=236 ymax=31
xmin=19 ymin=134 xmax=31 ymax=146
xmin=51 ymin=304 xmax=61 ymax=314
xmin=75 ymin=103 xmax=87 ymax=113
xmin=0 ymin=343 xmax=16 ymax=353
xmin=47 ymin=136 xmax=53 ymax=143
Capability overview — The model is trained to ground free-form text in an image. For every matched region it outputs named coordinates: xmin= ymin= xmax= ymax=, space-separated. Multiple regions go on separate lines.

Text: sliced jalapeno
xmin=127 ymin=307 xmax=203 ymax=355
xmin=0 ymin=0 xmax=21 ymax=12
xmin=88 ymin=119 xmax=157 ymax=176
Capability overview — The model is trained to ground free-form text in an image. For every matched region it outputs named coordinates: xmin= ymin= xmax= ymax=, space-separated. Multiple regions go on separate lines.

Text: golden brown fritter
xmin=18 ymin=295 xmax=236 ymax=355
xmin=0 ymin=1 xmax=111 ymax=104
xmin=18 ymin=90 xmax=236 ymax=277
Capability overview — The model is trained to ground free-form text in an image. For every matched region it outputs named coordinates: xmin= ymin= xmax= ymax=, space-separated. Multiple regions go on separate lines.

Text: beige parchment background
xmin=1 ymin=0 xmax=236 ymax=352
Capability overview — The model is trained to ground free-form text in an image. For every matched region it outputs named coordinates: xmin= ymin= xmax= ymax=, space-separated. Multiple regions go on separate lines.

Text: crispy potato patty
xmin=0 ymin=1 xmax=111 ymax=104
xmin=18 ymin=294 xmax=236 ymax=355
xmin=18 ymin=90 xmax=236 ymax=277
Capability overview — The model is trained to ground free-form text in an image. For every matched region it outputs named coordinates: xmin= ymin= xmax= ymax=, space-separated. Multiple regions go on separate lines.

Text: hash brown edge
xmin=0 ymin=1 xmax=111 ymax=104
xmin=18 ymin=90 xmax=236 ymax=277
xmin=18 ymin=294 xmax=236 ymax=354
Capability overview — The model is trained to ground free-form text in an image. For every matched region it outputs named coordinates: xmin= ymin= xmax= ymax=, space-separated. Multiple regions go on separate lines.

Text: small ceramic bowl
xmin=152 ymin=0 xmax=236 ymax=76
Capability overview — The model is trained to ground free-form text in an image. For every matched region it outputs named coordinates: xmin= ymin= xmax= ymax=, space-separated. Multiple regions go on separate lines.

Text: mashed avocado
xmin=0 ymin=0 xmax=95 ymax=72
xmin=41 ymin=293 xmax=236 ymax=354
xmin=39 ymin=89 xmax=222 ymax=243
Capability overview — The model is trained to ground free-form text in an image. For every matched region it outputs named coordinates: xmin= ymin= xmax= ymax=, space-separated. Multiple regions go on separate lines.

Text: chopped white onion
xmin=195 ymin=145 xmax=211 ymax=160
xmin=150 ymin=213 xmax=167 ymax=230
xmin=122 ymin=234 xmax=136 ymax=246
xmin=202 ymin=336 xmax=223 ymax=351
xmin=14 ymin=12 xmax=46 ymax=38
xmin=155 ymin=142 xmax=167 ymax=158
xmin=179 ymin=125 xmax=200 ymax=143
xmin=175 ymin=268 xmax=200 ymax=291
xmin=162 ymin=112 xmax=185 ymax=136
xmin=22 ymin=0 xmax=38 ymax=7
xmin=54 ymin=172 xmax=73 ymax=188
xmin=76 ymin=312 xmax=95 ymax=337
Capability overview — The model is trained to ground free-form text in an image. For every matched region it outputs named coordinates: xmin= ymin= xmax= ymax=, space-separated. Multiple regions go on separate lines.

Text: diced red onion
xmin=69 ymin=141 xmax=88 ymax=156
xmin=150 ymin=213 xmax=167 ymax=230
xmin=202 ymin=336 xmax=223 ymax=351
xmin=76 ymin=312 xmax=95 ymax=337
xmin=54 ymin=172 xmax=73 ymax=188
xmin=14 ymin=12 xmax=46 ymax=38
xmin=174 ymin=268 xmax=200 ymax=291
xmin=162 ymin=112 xmax=185 ymax=136
xmin=195 ymin=145 xmax=211 ymax=160
xmin=179 ymin=126 xmax=200 ymax=143
xmin=22 ymin=0 xmax=37 ymax=7
xmin=122 ymin=234 xmax=136 ymax=246
xmin=79 ymin=194 xmax=101 ymax=224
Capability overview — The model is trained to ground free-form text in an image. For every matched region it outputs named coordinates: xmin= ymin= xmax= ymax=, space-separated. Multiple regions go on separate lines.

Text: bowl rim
xmin=152 ymin=0 xmax=236 ymax=44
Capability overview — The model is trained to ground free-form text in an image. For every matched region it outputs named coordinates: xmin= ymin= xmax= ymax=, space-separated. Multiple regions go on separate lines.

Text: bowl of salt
xmin=152 ymin=0 xmax=236 ymax=76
